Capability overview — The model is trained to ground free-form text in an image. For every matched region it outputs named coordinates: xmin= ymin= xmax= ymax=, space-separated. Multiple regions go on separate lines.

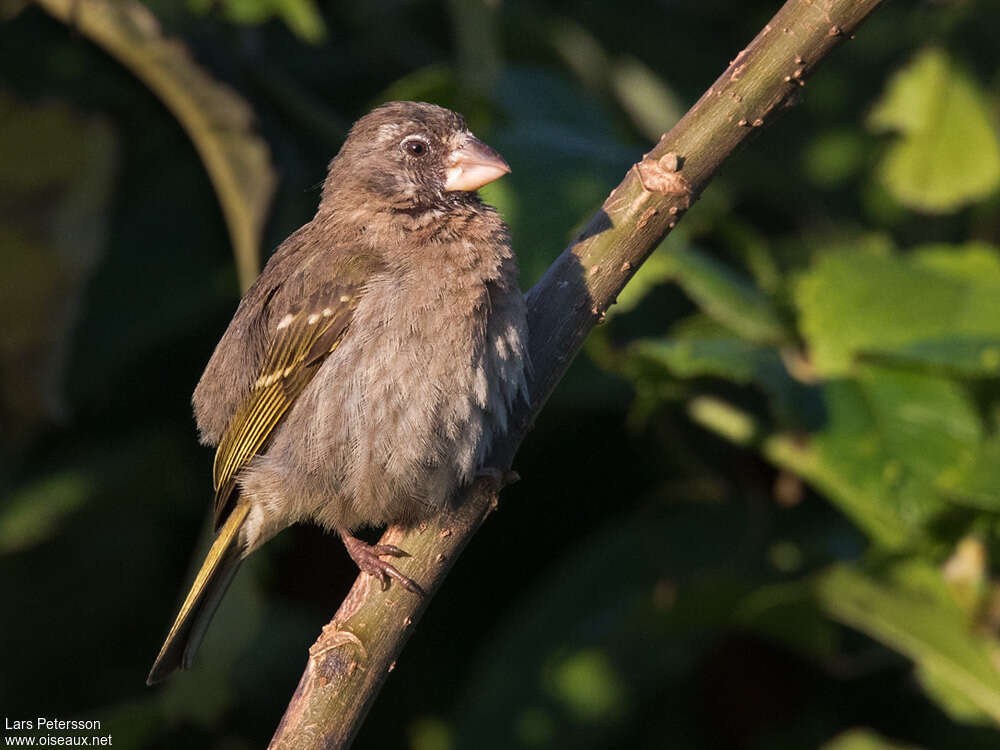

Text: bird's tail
xmin=146 ymin=502 xmax=251 ymax=685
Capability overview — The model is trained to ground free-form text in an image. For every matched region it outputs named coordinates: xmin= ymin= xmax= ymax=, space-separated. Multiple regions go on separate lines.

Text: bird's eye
xmin=402 ymin=138 xmax=428 ymax=157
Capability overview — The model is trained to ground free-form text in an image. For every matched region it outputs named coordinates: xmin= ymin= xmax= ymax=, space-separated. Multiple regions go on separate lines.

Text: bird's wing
xmin=210 ymin=280 xmax=363 ymax=529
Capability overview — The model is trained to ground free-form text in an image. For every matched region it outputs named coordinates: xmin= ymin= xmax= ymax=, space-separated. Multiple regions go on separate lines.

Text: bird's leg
xmin=339 ymin=530 xmax=424 ymax=595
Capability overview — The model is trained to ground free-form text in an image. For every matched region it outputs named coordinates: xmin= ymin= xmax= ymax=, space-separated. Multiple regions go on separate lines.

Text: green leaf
xmin=911 ymin=242 xmax=1000 ymax=282
xmin=869 ymin=338 xmax=1000 ymax=378
xmin=734 ymin=581 xmax=839 ymax=663
xmin=0 ymin=473 xmax=90 ymax=554
xmin=917 ymin=660 xmax=994 ymax=726
xmin=815 ymin=561 xmax=1000 ymax=724
xmin=0 ymin=92 xmax=116 ymax=446
xmin=453 ymin=500 xmax=758 ymax=749
xmin=490 ymin=67 xmax=635 ymax=285
xmin=608 ymin=238 xmax=679 ymax=317
xmin=189 ymin=0 xmax=327 ymax=42
xmin=630 ymin=336 xmax=782 ymax=385
xmin=941 ymin=436 xmax=1000 ymax=511
xmin=693 ymin=362 xmax=995 ymax=547
xmin=855 ymin=364 xmax=982 ymax=487
xmin=796 ymin=248 xmax=1000 ymax=376
xmin=821 ymin=728 xmax=922 ymax=750
xmin=408 ymin=717 xmax=455 ymax=750
xmin=868 ymin=47 xmax=1000 ymax=213
xmin=546 ymin=648 xmax=626 ymax=722
xmin=36 ymin=0 xmax=277 ymax=292
xmin=609 ymin=57 xmax=686 ymax=141
xmin=685 ymin=395 xmax=915 ymax=548
xmin=802 ymin=128 xmax=867 ymax=188
xmin=661 ymin=245 xmax=791 ymax=344
xmin=775 ymin=377 xmax=944 ymax=548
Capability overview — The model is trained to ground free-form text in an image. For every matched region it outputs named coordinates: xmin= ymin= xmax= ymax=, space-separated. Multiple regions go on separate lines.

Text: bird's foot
xmin=340 ymin=531 xmax=424 ymax=595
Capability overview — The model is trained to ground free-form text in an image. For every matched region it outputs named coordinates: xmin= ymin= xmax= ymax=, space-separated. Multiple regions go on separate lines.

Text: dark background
xmin=3 ymin=0 xmax=1000 ymax=748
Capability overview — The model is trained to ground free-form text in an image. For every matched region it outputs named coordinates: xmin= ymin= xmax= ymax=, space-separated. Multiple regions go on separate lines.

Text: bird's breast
xmin=313 ymin=258 xmax=525 ymax=525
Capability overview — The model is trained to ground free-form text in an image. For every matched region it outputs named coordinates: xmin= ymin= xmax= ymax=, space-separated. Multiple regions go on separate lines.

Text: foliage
xmin=3 ymin=0 xmax=1000 ymax=748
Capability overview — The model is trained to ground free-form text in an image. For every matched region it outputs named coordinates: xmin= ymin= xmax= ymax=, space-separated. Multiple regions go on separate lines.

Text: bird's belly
xmin=334 ymin=330 xmax=492 ymax=527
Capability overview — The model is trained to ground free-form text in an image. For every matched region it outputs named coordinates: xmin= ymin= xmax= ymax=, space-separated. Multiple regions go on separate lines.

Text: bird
xmin=147 ymin=101 xmax=529 ymax=684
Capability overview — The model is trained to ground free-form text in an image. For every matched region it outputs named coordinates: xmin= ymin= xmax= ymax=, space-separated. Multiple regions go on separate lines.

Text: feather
xmin=210 ymin=287 xmax=361 ymax=528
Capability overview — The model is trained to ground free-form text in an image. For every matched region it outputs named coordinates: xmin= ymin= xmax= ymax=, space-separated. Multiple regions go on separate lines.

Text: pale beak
xmin=443 ymin=135 xmax=511 ymax=192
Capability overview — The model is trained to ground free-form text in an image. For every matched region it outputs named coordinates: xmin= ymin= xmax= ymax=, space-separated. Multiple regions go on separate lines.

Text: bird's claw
xmin=340 ymin=532 xmax=425 ymax=596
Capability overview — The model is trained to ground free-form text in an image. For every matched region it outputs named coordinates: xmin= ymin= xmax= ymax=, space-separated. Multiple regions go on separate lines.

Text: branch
xmin=270 ymin=0 xmax=886 ymax=746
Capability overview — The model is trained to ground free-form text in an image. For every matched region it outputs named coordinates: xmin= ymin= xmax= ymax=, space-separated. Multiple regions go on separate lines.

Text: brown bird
xmin=147 ymin=101 xmax=528 ymax=684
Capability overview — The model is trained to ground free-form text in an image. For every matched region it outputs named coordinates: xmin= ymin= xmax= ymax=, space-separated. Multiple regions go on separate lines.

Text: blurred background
xmin=3 ymin=0 xmax=1000 ymax=748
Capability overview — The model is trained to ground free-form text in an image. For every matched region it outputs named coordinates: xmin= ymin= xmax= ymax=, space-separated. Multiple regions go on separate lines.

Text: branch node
xmin=310 ymin=625 xmax=367 ymax=663
xmin=634 ymin=151 xmax=692 ymax=207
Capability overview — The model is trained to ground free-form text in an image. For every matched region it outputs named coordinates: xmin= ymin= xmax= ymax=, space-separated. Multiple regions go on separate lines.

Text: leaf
xmin=683 ymin=394 xmax=915 ymax=548
xmin=608 ymin=237 xmax=680 ymax=317
xmin=453 ymin=500 xmax=758 ymax=749
xmin=868 ymin=47 xmax=1000 ymax=213
xmin=769 ymin=378 xmax=942 ymax=549
xmin=549 ymin=21 xmax=686 ymax=141
xmin=693 ymin=361 xmax=995 ymax=548
xmin=625 ymin=311 xmax=822 ymax=431
xmin=548 ymin=19 xmax=610 ymax=90
xmin=490 ymin=67 xmax=635 ymax=284
xmin=911 ymin=242 xmax=1000 ymax=282
xmin=408 ymin=717 xmax=455 ymax=750
xmin=796 ymin=248 xmax=1000 ymax=376
xmin=660 ymin=245 xmax=791 ymax=344
xmin=821 ymin=728 xmax=923 ymax=750
xmin=0 ymin=91 xmax=116 ymax=448
xmin=917 ymin=660 xmax=995 ymax=726
xmin=0 ymin=473 xmax=90 ymax=554
xmin=35 ymin=0 xmax=276 ymax=291
xmin=546 ymin=648 xmax=626 ymax=722
xmin=802 ymin=128 xmax=867 ymax=188
xmin=631 ymin=336 xmax=785 ymax=386
xmin=609 ymin=57 xmax=686 ymax=141
xmin=854 ymin=364 xmax=982 ymax=488
xmin=189 ymin=0 xmax=327 ymax=43
xmin=815 ymin=561 xmax=1000 ymax=724
xmin=941 ymin=436 xmax=1000 ymax=511
xmin=447 ymin=0 xmax=501 ymax=96
xmin=869 ymin=338 xmax=1000 ymax=378
xmin=734 ymin=581 xmax=840 ymax=663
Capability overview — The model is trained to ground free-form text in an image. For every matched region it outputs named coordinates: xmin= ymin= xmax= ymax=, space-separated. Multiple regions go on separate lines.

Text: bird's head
xmin=323 ymin=101 xmax=510 ymax=213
